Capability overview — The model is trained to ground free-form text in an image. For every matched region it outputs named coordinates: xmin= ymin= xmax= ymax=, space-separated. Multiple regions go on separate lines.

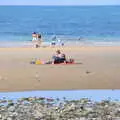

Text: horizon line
xmin=0 ymin=4 xmax=120 ymax=6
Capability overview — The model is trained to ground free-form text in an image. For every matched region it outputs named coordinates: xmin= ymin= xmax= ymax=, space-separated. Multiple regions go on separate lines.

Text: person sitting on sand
xmin=30 ymin=50 xmax=74 ymax=64
xmin=51 ymin=50 xmax=74 ymax=64
xmin=52 ymin=50 xmax=66 ymax=64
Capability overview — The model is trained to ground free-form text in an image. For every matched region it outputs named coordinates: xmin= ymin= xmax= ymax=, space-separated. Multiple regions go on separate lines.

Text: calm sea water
xmin=0 ymin=6 xmax=120 ymax=47
xmin=0 ymin=90 xmax=120 ymax=101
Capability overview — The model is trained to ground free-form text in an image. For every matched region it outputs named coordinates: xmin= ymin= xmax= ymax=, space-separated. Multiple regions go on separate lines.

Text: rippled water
xmin=0 ymin=6 xmax=120 ymax=47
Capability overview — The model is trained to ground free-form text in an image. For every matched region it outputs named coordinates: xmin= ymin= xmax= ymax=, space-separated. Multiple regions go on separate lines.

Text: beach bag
xmin=35 ymin=60 xmax=43 ymax=65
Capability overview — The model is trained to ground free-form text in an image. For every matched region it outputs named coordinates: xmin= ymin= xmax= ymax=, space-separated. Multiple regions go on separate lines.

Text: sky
xmin=0 ymin=0 xmax=120 ymax=5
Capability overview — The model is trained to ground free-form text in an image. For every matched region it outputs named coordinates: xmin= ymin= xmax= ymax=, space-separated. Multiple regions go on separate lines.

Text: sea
xmin=0 ymin=5 xmax=120 ymax=47
xmin=0 ymin=90 xmax=120 ymax=101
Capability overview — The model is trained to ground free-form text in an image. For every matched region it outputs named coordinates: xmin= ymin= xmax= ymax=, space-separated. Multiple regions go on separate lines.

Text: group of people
xmin=31 ymin=32 xmax=74 ymax=64
xmin=32 ymin=32 xmax=64 ymax=48
xmin=30 ymin=49 xmax=74 ymax=65
xmin=51 ymin=36 xmax=64 ymax=47
xmin=32 ymin=32 xmax=43 ymax=48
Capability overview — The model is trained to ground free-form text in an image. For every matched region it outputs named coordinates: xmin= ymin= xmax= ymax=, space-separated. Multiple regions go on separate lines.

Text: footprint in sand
xmin=35 ymin=72 xmax=41 ymax=82
xmin=0 ymin=76 xmax=3 ymax=80
xmin=0 ymin=76 xmax=7 ymax=81
xmin=86 ymin=70 xmax=91 ymax=74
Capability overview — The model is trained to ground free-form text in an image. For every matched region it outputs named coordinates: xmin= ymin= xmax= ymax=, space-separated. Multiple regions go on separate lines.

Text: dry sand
xmin=0 ymin=46 xmax=120 ymax=91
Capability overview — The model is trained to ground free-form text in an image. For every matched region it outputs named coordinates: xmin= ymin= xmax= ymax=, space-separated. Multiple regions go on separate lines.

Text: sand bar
xmin=0 ymin=46 xmax=120 ymax=92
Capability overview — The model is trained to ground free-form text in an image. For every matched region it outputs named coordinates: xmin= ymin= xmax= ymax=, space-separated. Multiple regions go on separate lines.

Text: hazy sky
xmin=0 ymin=0 xmax=120 ymax=5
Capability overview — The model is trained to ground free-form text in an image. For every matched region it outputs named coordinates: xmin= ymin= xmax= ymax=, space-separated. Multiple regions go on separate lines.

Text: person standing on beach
xmin=57 ymin=38 xmax=64 ymax=46
xmin=32 ymin=33 xmax=43 ymax=48
xmin=37 ymin=34 xmax=43 ymax=47
xmin=32 ymin=32 xmax=38 ymax=48
xmin=32 ymin=32 xmax=37 ymax=41
xmin=51 ymin=35 xmax=57 ymax=47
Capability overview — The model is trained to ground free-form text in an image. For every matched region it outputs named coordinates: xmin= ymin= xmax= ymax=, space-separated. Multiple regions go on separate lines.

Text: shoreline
xmin=0 ymin=90 xmax=119 ymax=101
xmin=1 ymin=40 xmax=120 ymax=48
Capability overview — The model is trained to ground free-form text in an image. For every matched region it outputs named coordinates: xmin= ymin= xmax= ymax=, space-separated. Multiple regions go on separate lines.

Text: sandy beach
xmin=0 ymin=46 xmax=120 ymax=91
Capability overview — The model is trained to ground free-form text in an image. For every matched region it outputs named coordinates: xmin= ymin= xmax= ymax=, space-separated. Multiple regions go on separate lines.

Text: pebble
xmin=0 ymin=97 xmax=120 ymax=120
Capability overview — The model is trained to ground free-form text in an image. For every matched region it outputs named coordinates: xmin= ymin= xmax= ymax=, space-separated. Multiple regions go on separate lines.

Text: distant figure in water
xmin=51 ymin=35 xmax=57 ymax=47
xmin=51 ymin=35 xmax=64 ymax=47
xmin=57 ymin=38 xmax=64 ymax=46
xmin=78 ymin=36 xmax=84 ymax=41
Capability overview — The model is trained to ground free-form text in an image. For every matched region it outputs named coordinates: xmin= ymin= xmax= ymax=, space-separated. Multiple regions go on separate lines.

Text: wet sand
xmin=0 ymin=46 xmax=120 ymax=92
